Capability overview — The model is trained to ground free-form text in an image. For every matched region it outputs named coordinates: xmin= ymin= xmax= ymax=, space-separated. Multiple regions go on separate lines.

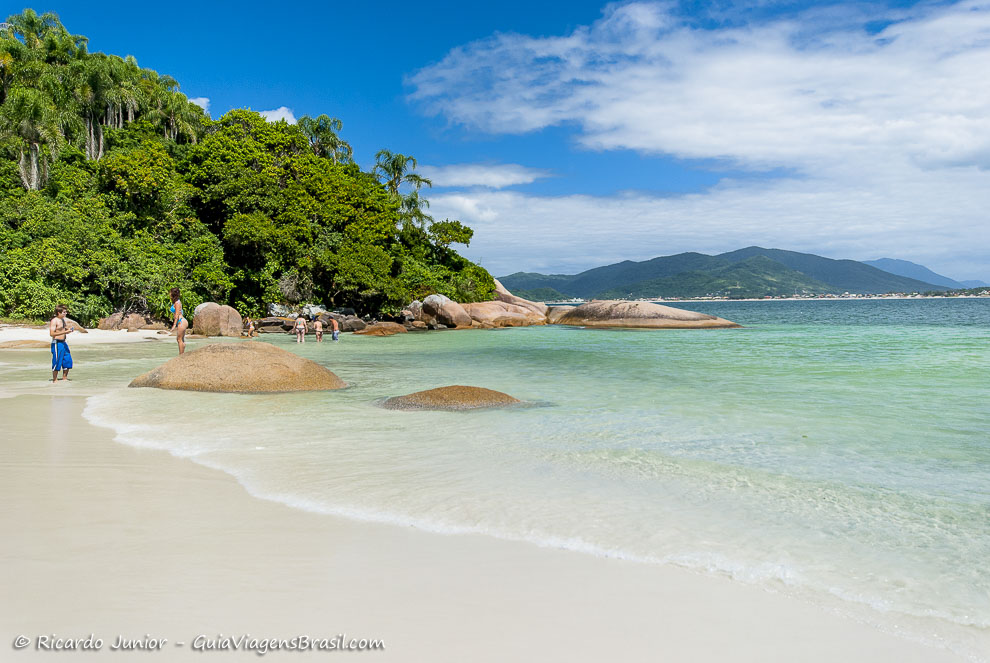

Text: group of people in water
xmin=292 ymin=315 xmax=340 ymax=343
xmin=47 ymin=287 xmax=342 ymax=381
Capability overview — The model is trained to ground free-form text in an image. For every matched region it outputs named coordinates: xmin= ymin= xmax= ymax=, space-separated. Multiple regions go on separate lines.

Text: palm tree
xmin=399 ymin=189 xmax=434 ymax=230
xmin=0 ymin=85 xmax=66 ymax=189
xmin=68 ymin=55 xmax=111 ymax=159
xmin=298 ymin=114 xmax=352 ymax=164
xmin=6 ymin=9 xmax=60 ymax=51
xmin=373 ymin=149 xmax=432 ymax=197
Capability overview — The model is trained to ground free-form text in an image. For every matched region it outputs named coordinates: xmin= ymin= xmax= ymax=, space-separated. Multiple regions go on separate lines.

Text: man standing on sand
xmin=330 ymin=316 xmax=340 ymax=342
xmin=49 ymin=305 xmax=75 ymax=382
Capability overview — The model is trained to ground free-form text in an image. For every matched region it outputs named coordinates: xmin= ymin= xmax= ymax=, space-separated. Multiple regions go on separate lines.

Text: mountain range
xmin=499 ymin=247 xmax=978 ymax=300
xmin=862 ymin=259 xmax=988 ymax=289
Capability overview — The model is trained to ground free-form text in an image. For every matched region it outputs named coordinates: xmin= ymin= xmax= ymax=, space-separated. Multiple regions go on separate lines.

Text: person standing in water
xmin=294 ymin=315 xmax=308 ymax=343
xmin=314 ymin=317 xmax=324 ymax=342
xmin=49 ymin=305 xmax=75 ymax=382
xmin=169 ymin=287 xmax=188 ymax=354
xmin=330 ymin=316 xmax=340 ymax=342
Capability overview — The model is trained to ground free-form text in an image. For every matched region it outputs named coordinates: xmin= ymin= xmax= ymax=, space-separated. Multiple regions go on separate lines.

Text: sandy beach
xmin=0 ymin=327 xmax=977 ymax=662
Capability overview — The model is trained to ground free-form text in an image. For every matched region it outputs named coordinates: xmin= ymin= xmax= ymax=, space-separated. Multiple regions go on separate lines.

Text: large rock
xmin=354 ymin=322 xmax=407 ymax=336
xmin=551 ymin=300 xmax=739 ymax=329
xmin=462 ymin=301 xmax=547 ymax=327
xmin=65 ymin=317 xmax=88 ymax=333
xmin=494 ymin=279 xmax=549 ymax=317
xmin=193 ymin=302 xmax=243 ymax=337
xmin=129 ymin=342 xmax=346 ymax=393
xmin=422 ymin=294 xmax=473 ymax=328
xmin=381 ymin=385 xmax=521 ymax=411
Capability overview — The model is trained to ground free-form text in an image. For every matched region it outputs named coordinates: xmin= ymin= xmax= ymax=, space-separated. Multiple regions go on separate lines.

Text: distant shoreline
xmin=544 ymin=294 xmax=990 ymax=305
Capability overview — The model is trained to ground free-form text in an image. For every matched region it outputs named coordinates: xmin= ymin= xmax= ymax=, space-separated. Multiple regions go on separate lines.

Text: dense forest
xmin=0 ymin=10 xmax=494 ymax=324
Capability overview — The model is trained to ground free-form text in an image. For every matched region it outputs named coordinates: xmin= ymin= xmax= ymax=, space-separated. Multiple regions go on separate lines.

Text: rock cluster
xmin=98 ymin=312 xmax=165 ymax=331
xmin=129 ymin=341 xmax=346 ymax=393
xmin=381 ymin=385 xmax=521 ymax=410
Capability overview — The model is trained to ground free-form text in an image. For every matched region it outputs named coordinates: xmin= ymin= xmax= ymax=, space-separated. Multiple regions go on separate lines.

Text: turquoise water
xmin=4 ymin=298 xmax=989 ymax=658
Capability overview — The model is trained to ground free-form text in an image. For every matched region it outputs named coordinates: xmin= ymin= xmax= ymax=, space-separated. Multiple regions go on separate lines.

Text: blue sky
xmin=39 ymin=1 xmax=990 ymax=280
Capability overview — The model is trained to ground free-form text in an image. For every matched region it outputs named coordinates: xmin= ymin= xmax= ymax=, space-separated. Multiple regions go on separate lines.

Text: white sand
xmin=0 ymin=325 xmax=167 ymax=345
xmin=0 ymin=392 xmax=975 ymax=662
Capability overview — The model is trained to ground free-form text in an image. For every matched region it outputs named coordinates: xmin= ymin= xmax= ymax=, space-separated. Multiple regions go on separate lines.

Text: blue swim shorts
xmin=51 ymin=340 xmax=73 ymax=371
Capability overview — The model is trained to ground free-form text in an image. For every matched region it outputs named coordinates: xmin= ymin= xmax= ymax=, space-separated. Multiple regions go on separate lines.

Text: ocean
xmin=5 ymin=298 xmax=988 ymax=659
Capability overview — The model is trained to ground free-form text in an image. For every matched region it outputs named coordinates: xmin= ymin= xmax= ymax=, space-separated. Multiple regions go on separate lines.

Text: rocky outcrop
xmin=545 ymin=306 xmax=572 ymax=324
xmin=551 ymin=300 xmax=739 ymax=329
xmin=422 ymin=294 xmax=473 ymax=328
xmin=354 ymin=322 xmax=407 ymax=336
xmin=494 ymin=279 xmax=549 ymax=317
xmin=381 ymin=385 xmax=521 ymax=411
xmin=316 ymin=312 xmax=366 ymax=332
xmin=193 ymin=303 xmax=243 ymax=337
xmin=129 ymin=342 xmax=346 ymax=393
xmin=462 ymin=301 xmax=547 ymax=327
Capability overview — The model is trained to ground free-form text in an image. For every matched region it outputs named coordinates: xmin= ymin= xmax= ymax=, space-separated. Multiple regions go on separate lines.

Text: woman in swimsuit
xmin=169 ymin=287 xmax=189 ymax=354
xmin=294 ymin=315 xmax=307 ymax=343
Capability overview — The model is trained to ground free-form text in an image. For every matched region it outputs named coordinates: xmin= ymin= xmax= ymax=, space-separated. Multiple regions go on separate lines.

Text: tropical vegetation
xmin=0 ymin=10 xmax=493 ymax=324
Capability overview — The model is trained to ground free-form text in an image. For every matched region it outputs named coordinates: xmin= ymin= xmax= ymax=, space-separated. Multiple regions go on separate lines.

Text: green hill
xmin=512 ymin=287 xmax=570 ymax=301
xmin=499 ymin=247 xmax=948 ymax=300
xmin=597 ymin=256 xmax=834 ymax=299
xmin=718 ymin=247 xmax=944 ymax=294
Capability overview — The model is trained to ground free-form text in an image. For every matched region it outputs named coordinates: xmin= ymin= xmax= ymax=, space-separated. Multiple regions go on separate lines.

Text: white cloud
xmin=259 ymin=106 xmax=296 ymax=124
xmin=430 ymin=168 xmax=990 ymax=281
xmin=188 ymin=97 xmax=210 ymax=115
xmin=418 ymin=163 xmax=551 ymax=189
xmin=409 ymin=1 xmax=990 ymax=280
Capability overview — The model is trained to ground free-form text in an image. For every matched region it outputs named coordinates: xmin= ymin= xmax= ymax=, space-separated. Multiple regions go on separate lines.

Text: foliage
xmin=0 ymin=10 xmax=493 ymax=324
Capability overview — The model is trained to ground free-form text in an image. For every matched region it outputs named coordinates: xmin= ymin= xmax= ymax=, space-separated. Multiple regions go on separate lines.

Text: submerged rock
xmin=0 ymin=340 xmax=51 ymax=349
xmin=552 ymin=300 xmax=739 ymax=329
xmin=354 ymin=322 xmax=407 ymax=336
xmin=128 ymin=341 xmax=346 ymax=393
xmin=382 ymin=385 xmax=521 ymax=411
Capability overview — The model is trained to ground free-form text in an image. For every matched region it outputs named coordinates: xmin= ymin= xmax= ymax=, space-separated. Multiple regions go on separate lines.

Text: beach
xmin=2 ymin=305 xmax=988 ymax=661
xmin=0 ymin=392 xmax=968 ymax=662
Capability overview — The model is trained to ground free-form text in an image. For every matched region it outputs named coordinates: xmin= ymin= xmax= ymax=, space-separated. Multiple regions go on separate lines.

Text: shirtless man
xmin=49 ymin=305 xmax=75 ymax=382
xmin=330 ymin=316 xmax=340 ymax=342
xmin=294 ymin=315 xmax=308 ymax=343
xmin=314 ymin=317 xmax=324 ymax=342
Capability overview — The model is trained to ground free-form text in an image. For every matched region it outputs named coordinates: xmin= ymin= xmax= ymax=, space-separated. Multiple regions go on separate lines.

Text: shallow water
xmin=4 ymin=298 xmax=989 ymax=658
